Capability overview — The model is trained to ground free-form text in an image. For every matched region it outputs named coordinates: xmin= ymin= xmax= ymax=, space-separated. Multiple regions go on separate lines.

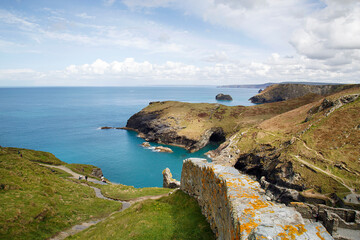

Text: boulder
xmin=100 ymin=126 xmax=113 ymax=129
xmin=154 ymin=146 xmax=173 ymax=153
xmin=141 ymin=142 xmax=150 ymax=147
xmin=216 ymin=93 xmax=233 ymax=101
xmin=91 ymin=168 xmax=103 ymax=178
xmin=162 ymin=168 xmax=180 ymax=188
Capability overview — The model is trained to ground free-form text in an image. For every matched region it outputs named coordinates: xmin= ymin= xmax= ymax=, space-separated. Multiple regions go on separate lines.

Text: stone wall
xmin=181 ymin=158 xmax=333 ymax=240
xmin=290 ymin=202 xmax=360 ymax=235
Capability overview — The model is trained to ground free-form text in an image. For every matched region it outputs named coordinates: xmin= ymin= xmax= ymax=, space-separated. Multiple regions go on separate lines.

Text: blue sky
xmin=0 ymin=0 xmax=359 ymax=86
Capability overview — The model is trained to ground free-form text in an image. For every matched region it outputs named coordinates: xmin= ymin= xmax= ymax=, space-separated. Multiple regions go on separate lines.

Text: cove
xmin=0 ymin=87 xmax=257 ymax=187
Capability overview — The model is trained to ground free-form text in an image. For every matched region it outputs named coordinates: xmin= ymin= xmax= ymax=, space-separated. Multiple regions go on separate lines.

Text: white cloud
xmin=2 ymin=56 xmax=359 ymax=86
xmin=0 ymin=10 xmax=38 ymax=31
xmin=122 ymin=0 xmax=175 ymax=9
xmin=122 ymin=0 xmax=314 ymax=48
xmin=290 ymin=0 xmax=360 ymax=66
xmin=76 ymin=13 xmax=95 ymax=19
xmin=203 ymin=51 xmax=229 ymax=63
xmin=103 ymin=0 xmax=116 ymax=7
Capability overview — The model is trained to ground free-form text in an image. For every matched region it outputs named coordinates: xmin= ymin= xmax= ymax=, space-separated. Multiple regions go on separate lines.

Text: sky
xmin=0 ymin=0 xmax=359 ymax=86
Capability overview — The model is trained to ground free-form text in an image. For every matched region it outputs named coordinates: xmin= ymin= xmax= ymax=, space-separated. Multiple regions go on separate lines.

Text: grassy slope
xmin=0 ymin=147 xmax=121 ymax=240
xmin=68 ymin=190 xmax=215 ymax=240
xmin=142 ymin=94 xmax=322 ymax=141
xmin=139 ymin=88 xmax=358 ymax=199
xmin=251 ymin=83 xmax=358 ymax=103
xmin=255 ymin=87 xmax=360 ymax=196
xmin=95 ymin=183 xmax=173 ymax=201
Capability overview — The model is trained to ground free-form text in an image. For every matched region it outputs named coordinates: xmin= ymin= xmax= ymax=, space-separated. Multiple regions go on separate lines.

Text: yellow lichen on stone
xmin=316 ymin=225 xmax=326 ymax=240
xmin=276 ymin=224 xmax=307 ymax=240
xmin=249 ymin=199 xmax=269 ymax=210
xmin=240 ymin=218 xmax=259 ymax=235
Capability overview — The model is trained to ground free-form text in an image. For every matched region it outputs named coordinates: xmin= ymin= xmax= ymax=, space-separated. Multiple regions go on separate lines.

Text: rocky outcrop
xmin=141 ymin=142 xmax=150 ymax=147
xmin=162 ymin=168 xmax=180 ymax=188
xmin=100 ymin=126 xmax=122 ymax=130
xmin=249 ymin=84 xmax=358 ymax=104
xmin=234 ymin=147 xmax=304 ymax=197
xmin=125 ymin=108 xmax=226 ymax=152
xmin=181 ymin=158 xmax=333 ymax=239
xmin=126 ymin=110 xmax=197 ymax=150
xmin=91 ymin=168 xmax=103 ymax=178
xmin=154 ymin=146 xmax=173 ymax=153
xmin=305 ymin=94 xmax=359 ymax=122
xmin=216 ymin=93 xmax=233 ymax=101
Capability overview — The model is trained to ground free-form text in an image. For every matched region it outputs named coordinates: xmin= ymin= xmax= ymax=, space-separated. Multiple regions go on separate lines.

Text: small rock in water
xmin=100 ymin=126 xmax=113 ymax=130
xmin=162 ymin=168 xmax=180 ymax=188
xmin=216 ymin=93 xmax=233 ymax=101
xmin=154 ymin=146 xmax=173 ymax=153
xmin=141 ymin=142 xmax=151 ymax=147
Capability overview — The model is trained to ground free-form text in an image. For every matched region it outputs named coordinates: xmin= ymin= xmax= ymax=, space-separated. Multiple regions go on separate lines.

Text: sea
xmin=0 ymin=86 xmax=258 ymax=187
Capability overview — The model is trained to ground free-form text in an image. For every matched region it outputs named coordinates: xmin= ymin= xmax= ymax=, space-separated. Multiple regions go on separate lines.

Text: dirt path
xmin=39 ymin=164 xmax=107 ymax=185
xmin=293 ymin=155 xmax=354 ymax=193
xmin=41 ymin=164 xmax=176 ymax=240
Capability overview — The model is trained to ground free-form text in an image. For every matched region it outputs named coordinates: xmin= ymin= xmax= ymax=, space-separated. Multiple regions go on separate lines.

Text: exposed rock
xmin=91 ymin=168 xmax=103 ymax=178
xmin=234 ymin=149 xmax=304 ymax=194
xmin=311 ymin=94 xmax=359 ymax=116
xmin=181 ymin=158 xmax=333 ymax=240
xmin=125 ymin=109 xmax=198 ymax=151
xmin=154 ymin=146 xmax=173 ymax=153
xmin=260 ymin=176 xmax=305 ymax=204
xmin=249 ymin=83 xmax=359 ymax=104
xmin=141 ymin=142 xmax=150 ymax=147
xmin=100 ymin=126 xmax=113 ymax=129
xmin=216 ymin=93 xmax=233 ymax=101
xmin=162 ymin=168 xmax=180 ymax=188
xmin=100 ymin=126 xmax=123 ymax=130
xmin=125 ymin=106 xmax=226 ymax=152
xmin=190 ymin=127 xmax=225 ymax=153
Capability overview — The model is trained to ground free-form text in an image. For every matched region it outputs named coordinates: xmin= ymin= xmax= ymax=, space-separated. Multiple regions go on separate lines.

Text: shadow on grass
xmin=162 ymin=190 xmax=215 ymax=240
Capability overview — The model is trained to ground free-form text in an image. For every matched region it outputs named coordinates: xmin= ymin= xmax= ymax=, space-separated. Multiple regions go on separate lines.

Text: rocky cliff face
xmin=124 ymin=87 xmax=360 ymax=210
xmin=208 ymin=88 xmax=360 ymax=208
xmin=125 ymin=103 xmax=226 ymax=152
xmin=249 ymin=84 xmax=358 ymax=104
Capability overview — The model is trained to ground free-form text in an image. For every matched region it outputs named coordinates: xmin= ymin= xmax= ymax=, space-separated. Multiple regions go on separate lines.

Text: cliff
xmin=125 ymin=95 xmax=319 ymax=152
xmin=249 ymin=83 xmax=359 ymax=103
xmin=125 ymin=85 xmax=360 ymax=212
xmin=210 ymin=86 xmax=360 ymax=208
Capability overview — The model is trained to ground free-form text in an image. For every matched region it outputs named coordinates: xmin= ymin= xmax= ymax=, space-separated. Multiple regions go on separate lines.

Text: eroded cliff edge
xmin=125 ymin=95 xmax=320 ymax=152
xmin=124 ymin=85 xmax=360 ymax=211
xmin=249 ymin=83 xmax=359 ymax=104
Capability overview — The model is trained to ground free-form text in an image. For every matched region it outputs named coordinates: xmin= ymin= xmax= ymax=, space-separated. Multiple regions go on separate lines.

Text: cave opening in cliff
xmin=209 ymin=130 xmax=226 ymax=143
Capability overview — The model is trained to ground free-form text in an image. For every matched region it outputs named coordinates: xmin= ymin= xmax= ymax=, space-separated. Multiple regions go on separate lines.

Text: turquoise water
xmin=0 ymin=87 xmax=258 ymax=187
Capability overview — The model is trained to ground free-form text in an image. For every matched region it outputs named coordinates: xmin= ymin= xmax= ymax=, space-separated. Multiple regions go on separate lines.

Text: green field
xmin=0 ymin=146 xmax=214 ymax=239
xmin=69 ymin=190 xmax=215 ymax=240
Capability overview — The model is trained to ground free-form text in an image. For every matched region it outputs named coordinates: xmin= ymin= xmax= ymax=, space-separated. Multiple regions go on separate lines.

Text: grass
xmin=140 ymin=94 xmax=320 ymax=143
xmin=0 ymin=147 xmax=121 ymax=240
xmin=234 ymin=87 xmax=360 ymax=200
xmin=68 ymin=190 xmax=215 ymax=240
xmin=95 ymin=183 xmax=173 ymax=201
xmin=4 ymin=147 xmax=65 ymax=165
